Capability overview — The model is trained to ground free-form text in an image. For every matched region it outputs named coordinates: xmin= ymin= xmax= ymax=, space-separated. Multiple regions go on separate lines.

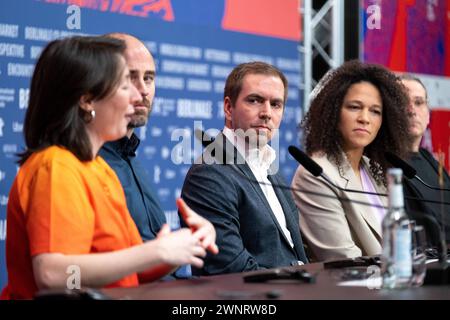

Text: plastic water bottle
xmin=382 ymin=168 xmax=412 ymax=288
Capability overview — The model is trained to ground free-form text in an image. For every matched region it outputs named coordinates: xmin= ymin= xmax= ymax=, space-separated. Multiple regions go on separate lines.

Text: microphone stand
xmin=289 ymin=147 xmax=450 ymax=205
xmin=424 ymin=153 xmax=449 ymax=285
xmin=385 ymin=151 xmax=450 ymax=191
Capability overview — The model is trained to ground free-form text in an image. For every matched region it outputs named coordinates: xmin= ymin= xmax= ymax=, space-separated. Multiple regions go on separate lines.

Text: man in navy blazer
xmin=181 ymin=62 xmax=308 ymax=275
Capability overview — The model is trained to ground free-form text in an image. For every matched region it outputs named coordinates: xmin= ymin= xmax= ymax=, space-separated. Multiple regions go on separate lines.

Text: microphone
xmin=288 ymin=146 xmax=450 ymax=206
xmin=384 ymin=151 xmax=416 ymax=178
xmin=288 ymin=146 xmax=388 ymax=197
xmin=385 ymin=151 xmax=450 ymax=192
xmin=287 ymin=146 xmax=322 ymax=177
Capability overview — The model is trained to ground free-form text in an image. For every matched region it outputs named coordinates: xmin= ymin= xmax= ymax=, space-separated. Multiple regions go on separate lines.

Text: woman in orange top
xmin=4 ymin=36 xmax=218 ymax=299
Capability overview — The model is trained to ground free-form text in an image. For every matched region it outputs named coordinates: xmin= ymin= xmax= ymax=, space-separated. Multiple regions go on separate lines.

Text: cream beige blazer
xmin=291 ymin=152 xmax=387 ymax=262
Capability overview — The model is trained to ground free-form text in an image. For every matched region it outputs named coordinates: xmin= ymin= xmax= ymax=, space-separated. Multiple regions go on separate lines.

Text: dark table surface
xmin=101 ymin=262 xmax=450 ymax=300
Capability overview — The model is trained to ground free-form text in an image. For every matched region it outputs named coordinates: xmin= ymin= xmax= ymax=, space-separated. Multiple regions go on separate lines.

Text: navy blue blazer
xmin=181 ymin=133 xmax=307 ymax=275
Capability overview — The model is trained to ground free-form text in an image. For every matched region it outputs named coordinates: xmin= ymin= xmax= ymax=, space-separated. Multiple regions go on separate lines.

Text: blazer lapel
xmin=235 ymin=163 xmax=296 ymax=248
xmin=267 ymin=173 xmax=303 ymax=257
xmin=338 ymin=158 xmax=383 ymax=239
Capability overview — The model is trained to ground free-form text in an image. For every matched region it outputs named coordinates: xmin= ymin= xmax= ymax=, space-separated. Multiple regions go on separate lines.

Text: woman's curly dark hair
xmin=301 ymin=60 xmax=412 ymax=186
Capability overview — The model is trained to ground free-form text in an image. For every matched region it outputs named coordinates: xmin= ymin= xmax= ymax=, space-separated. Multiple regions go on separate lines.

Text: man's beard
xmin=128 ymin=99 xmax=152 ymax=129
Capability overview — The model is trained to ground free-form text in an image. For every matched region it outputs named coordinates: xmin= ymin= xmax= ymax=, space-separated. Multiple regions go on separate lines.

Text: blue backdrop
xmin=0 ymin=0 xmax=303 ymax=291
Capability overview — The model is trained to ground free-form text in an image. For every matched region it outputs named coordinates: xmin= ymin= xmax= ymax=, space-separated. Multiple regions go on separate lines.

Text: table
xmin=102 ymin=262 xmax=449 ymax=300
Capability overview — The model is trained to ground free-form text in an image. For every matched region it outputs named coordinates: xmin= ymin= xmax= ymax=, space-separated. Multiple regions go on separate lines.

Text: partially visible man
xmin=99 ymin=33 xmax=164 ymax=241
xmin=99 ymin=33 xmax=218 ymax=278
xmin=400 ymin=75 xmax=450 ymax=244
xmin=181 ymin=62 xmax=308 ymax=276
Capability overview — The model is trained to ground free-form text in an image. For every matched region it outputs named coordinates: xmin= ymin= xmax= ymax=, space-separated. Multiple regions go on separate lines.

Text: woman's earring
xmin=90 ymin=110 xmax=96 ymax=120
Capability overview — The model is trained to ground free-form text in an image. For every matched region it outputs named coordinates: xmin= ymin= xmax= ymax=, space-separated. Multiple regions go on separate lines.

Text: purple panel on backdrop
xmin=407 ymin=1 xmax=445 ymax=75
xmin=363 ymin=0 xmax=397 ymax=66
xmin=362 ymin=0 xmax=447 ymax=76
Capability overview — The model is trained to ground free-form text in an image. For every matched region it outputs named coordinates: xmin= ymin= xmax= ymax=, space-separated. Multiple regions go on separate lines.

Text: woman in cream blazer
xmin=291 ymin=61 xmax=412 ymax=262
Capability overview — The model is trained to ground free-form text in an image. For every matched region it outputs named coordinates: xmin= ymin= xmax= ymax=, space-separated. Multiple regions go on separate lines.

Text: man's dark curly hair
xmin=301 ymin=60 xmax=412 ymax=186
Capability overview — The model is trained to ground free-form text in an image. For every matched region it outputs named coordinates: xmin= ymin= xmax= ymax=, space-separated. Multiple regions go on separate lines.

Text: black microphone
xmin=287 ymin=146 xmax=322 ymax=177
xmin=384 ymin=151 xmax=416 ymax=178
xmin=288 ymin=146 xmax=387 ymax=197
xmin=288 ymin=146 xmax=450 ymax=206
xmin=385 ymin=151 xmax=450 ymax=192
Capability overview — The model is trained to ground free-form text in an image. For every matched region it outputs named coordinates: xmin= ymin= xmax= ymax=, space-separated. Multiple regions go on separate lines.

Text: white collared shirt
xmin=223 ymin=126 xmax=294 ymax=247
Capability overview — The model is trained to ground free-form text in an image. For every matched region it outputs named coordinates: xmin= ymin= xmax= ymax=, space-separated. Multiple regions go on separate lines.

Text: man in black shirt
xmin=400 ymin=75 xmax=450 ymax=245
xmin=99 ymin=33 xmax=218 ymax=278
xmin=99 ymin=33 xmax=164 ymax=242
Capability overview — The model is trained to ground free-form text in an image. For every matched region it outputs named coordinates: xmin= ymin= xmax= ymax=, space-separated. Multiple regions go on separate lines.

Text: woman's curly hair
xmin=301 ymin=60 xmax=412 ymax=186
